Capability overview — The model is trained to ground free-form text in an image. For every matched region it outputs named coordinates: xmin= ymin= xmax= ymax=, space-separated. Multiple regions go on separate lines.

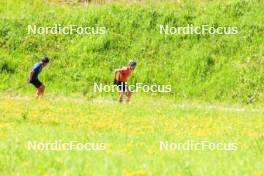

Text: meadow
xmin=0 ymin=0 xmax=264 ymax=175
xmin=0 ymin=96 xmax=264 ymax=175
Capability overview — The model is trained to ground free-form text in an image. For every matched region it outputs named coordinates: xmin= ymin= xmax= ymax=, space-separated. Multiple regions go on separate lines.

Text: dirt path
xmin=0 ymin=95 xmax=263 ymax=113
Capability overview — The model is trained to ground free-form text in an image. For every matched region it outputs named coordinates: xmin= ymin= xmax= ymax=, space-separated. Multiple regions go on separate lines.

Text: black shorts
xmin=117 ymin=81 xmax=126 ymax=92
xmin=30 ymin=79 xmax=42 ymax=88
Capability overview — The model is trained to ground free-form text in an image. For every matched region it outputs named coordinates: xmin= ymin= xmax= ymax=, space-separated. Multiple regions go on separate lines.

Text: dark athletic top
xmin=31 ymin=63 xmax=42 ymax=81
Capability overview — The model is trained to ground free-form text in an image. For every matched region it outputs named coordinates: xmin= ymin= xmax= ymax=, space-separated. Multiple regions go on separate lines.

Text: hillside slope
xmin=0 ymin=0 xmax=263 ymax=103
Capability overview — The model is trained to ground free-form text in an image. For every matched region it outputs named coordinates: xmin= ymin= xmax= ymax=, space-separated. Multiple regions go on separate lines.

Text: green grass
xmin=0 ymin=97 xmax=264 ymax=175
xmin=0 ymin=0 xmax=263 ymax=103
xmin=1 ymin=0 xmax=264 ymax=175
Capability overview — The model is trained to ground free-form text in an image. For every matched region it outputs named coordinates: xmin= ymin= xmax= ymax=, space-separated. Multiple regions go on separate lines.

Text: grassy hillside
xmin=0 ymin=0 xmax=263 ymax=103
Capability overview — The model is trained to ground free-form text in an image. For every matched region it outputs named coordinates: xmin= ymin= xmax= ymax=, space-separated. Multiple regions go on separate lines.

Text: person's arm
xmin=28 ymin=71 xmax=34 ymax=83
xmin=114 ymin=69 xmax=120 ymax=80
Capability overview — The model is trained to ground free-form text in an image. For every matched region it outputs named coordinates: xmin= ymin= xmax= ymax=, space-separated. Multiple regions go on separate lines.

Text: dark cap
xmin=41 ymin=56 xmax=49 ymax=63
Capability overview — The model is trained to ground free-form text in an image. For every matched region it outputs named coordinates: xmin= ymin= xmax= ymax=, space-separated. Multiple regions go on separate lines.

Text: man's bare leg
xmin=126 ymin=89 xmax=132 ymax=103
xmin=119 ymin=91 xmax=125 ymax=103
xmin=40 ymin=85 xmax=45 ymax=97
xmin=36 ymin=87 xmax=41 ymax=99
xmin=36 ymin=85 xmax=45 ymax=99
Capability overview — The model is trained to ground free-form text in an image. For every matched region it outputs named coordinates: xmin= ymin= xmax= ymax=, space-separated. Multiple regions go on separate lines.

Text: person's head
xmin=41 ymin=56 xmax=49 ymax=67
xmin=128 ymin=60 xmax=137 ymax=70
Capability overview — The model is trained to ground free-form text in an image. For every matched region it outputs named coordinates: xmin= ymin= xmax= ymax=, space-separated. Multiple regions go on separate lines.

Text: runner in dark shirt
xmin=28 ymin=56 xmax=49 ymax=99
